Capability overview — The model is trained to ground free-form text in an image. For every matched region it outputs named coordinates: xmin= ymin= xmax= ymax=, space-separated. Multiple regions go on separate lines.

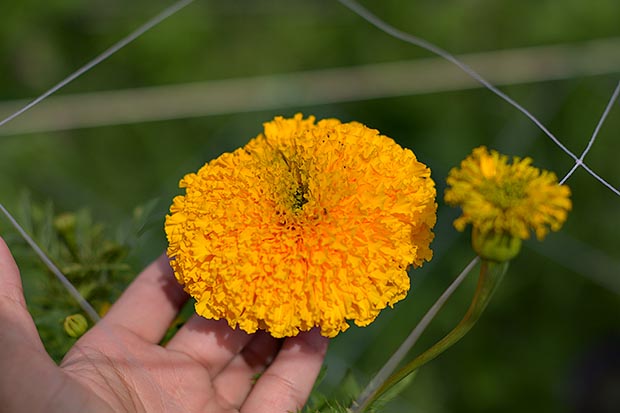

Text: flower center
xmin=482 ymin=178 xmax=526 ymax=209
xmin=271 ymin=148 xmax=310 ymax=213
xmin=292 ymin=181 xmax=309 ymax=210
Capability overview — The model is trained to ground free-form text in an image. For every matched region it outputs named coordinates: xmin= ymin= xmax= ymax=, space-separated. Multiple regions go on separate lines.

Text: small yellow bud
xmin=472 ymin=228 xmax=522 ymax=262
xmin=98 ymin=302 xmax=112 ymax=317
xmin=54 ymin=213 xmax=78 ymax=252
xmin=63 ymin=314 xmax=88 ymax=338
xmin=53 ymin=213 xmax=77 ymax=234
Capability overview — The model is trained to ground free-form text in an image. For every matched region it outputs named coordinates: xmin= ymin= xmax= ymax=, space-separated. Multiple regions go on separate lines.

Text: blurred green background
xmin=1 ymin=0 xmax=619 ymax=412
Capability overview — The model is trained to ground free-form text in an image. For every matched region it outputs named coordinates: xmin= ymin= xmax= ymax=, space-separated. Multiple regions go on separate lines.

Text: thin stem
xmin=361 ymin=260 xmax=509 ymax=412
xmin=351 ymin=256 xmax=480 ymax=412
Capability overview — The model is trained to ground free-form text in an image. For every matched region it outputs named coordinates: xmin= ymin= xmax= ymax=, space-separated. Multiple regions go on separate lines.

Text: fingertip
xmin=0 ymin=234 xmax=46 ymax=353
xmin=241 ymin=328 xmax=329 ymax=413
xmin=0 ymin=235 xmax=24 ymax=301
xmin=0 ymin=235 xmax=16 ymax=262
xmin=294 ymin=327 xmax=330 ymax=355
xmin=0 ymin=235 xmax=11 ymax=256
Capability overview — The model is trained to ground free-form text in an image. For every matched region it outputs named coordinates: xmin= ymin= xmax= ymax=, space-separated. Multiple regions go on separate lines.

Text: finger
xmin=0 ymin=236 xmax=46 ymax=352
xmin=0 ymin=238 xmax=72 ymax=411
xmin=241 ymin=328 xmax=329 ymax=413
xmin=103 ymin=253 xmax=188 ymax=343
xmin=212 ymin=331 xmax=282 ymax=410
xmin=166 ymin=315 xmax=252 ymax=377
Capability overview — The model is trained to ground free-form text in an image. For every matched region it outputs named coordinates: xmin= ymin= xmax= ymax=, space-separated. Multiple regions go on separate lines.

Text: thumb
xmin=0 ymin=236 xmax=48 ymax=353
xmin=0 ymin=236 xmax=66 ymax=413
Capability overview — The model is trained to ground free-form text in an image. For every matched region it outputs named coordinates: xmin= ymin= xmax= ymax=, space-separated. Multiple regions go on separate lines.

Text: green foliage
xmin=366 ymin=372 xmax=416 ymax=413
xmin=301 ymin=401 xmax=351 ymax=413
xmin=3 ymin=192 xmax=157 ymax=362
xmin=303 ymin=368 xmax=359 ymax=413
xmin=303 ymin=367 xmax=417 ymax=413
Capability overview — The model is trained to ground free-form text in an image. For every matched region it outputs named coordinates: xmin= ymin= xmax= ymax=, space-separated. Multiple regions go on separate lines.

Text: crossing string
xmin=337 ymin=0 xmax=620 ymax=196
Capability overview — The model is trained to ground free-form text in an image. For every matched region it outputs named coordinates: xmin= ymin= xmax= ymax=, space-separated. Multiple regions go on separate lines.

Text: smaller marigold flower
xmin=165 ymin=114 xmax=437 ymax=338
xmin=444 ymin=146 xmax=571 ymax=261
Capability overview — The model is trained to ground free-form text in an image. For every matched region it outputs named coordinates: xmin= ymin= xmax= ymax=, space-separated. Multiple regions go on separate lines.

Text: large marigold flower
xmin=165 ymin=114 xmax=437 ymax=338
xmin=444 ymin=146 xmax=572 ymax=249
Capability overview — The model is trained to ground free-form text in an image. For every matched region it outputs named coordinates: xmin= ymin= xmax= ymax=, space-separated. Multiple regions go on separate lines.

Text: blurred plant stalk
xmin=1 ymin=37 xmax=619 ymax=136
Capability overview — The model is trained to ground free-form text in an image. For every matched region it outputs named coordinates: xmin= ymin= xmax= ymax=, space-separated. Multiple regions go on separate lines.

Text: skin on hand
xmin=0 ymin=236 xmax=328 ymax=413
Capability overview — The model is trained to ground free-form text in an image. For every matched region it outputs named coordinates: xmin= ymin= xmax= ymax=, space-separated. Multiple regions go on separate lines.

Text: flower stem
xmin=352 ymin=259 xmax=508 ymax=412
xmin=350 ymin=257 xmax=479 ymax=412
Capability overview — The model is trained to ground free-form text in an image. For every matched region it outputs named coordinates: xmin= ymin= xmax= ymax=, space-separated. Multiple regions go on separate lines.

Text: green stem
xmin=363 ymin=259 xmax=508 ymax=411
xmin=350 ymin=257 xmax=479 ymax=412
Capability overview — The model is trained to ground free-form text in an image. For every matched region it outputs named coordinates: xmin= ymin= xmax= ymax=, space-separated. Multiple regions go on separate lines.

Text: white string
xmin=560 ymin=81 xmax=620 ymax=184
xmin=0 ymin=0 xmax=195 ymax=129
xmin=336 ymin=0 xmax=620 ymax=196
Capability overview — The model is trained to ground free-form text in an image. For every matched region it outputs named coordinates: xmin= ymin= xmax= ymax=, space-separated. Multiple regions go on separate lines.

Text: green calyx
xmin=472 ymin=228 xmax=522 ymax=262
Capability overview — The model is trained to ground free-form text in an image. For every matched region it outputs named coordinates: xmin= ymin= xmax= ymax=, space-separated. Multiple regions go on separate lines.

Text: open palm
xmin=0 ymin=237 xmax=328 ymax=413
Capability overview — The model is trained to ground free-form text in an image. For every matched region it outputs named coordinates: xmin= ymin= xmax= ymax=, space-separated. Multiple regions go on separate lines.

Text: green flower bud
xmin=472 ymin=228 xmax=522 ymax=262
xmin=53 ymin=212 xmax=77 ymax=234
xmin=63 ymin=314 xmax=88 ymax=338
xmin=54 ymin=212 xmax=78 ymax=252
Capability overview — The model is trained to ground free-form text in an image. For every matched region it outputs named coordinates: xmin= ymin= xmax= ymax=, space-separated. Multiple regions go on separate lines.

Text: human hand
xmin=0 ymin=236 xmax=328 ymax=413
